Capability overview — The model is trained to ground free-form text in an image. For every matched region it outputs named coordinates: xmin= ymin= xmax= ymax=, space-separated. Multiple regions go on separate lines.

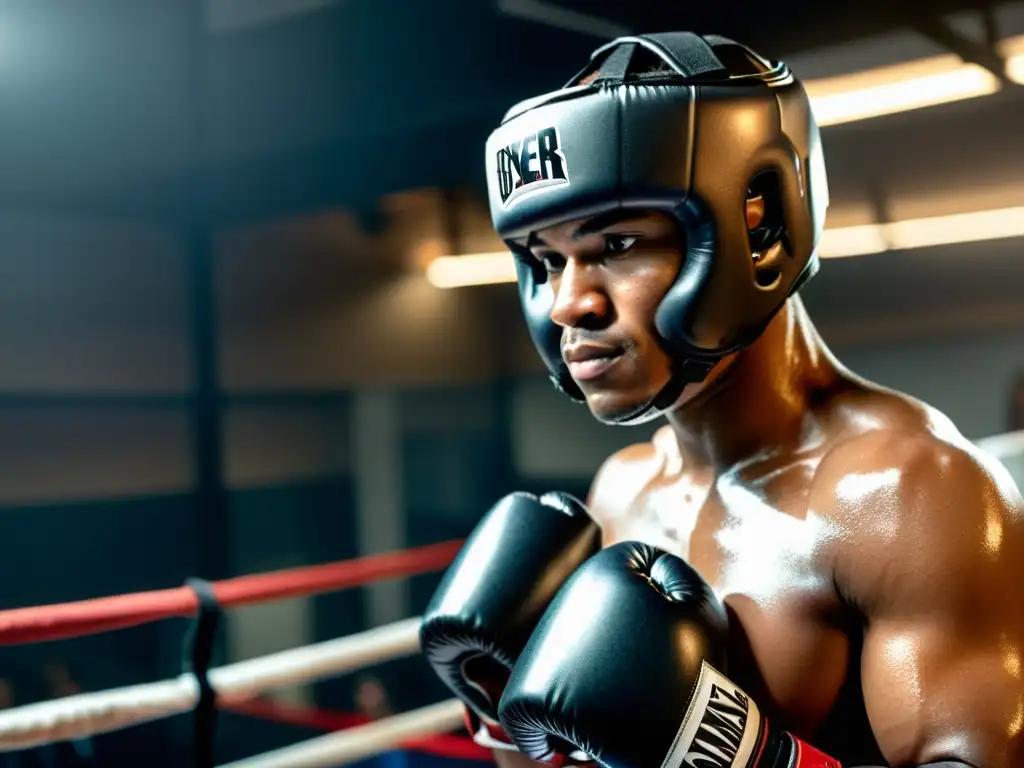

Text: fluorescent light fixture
xmin=1007 ymin=52 xmax=1024 ymax=84
xmin=425 ymin=252 xmax=518 ymax=288
xmin=427 ymin=206 xmax=1024 ymax=287
xmin=819 ymin=206 xmax=1024 ymax=258
xmin=817 ymin=224 xmax=890 ymax=259
xmin=803 ymin=33 xmax=1024 ymax=125
xmin=1003 ymin=34 xmax=1024 ymax=85
xmin=805 ymin=55 xmax=1001 ymax=126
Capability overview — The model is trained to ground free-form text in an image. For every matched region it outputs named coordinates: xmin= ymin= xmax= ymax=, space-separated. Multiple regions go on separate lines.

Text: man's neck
xmin=665 ymin=298 xmax=840 ymax=472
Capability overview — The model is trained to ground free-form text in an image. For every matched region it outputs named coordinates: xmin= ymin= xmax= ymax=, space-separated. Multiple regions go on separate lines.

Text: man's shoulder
xmin=817 ymin=402 xmax=1019 ymax=512
xmin=816 ymin=405 xmax=1021 ymax=526
xmin=586 ymin=426 xmax=676 ymax=525
xmin=814 ymin=410 xmax=1024 ymax=609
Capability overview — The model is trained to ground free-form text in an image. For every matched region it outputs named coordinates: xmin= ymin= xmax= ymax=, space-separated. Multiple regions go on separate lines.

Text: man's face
xmin=528 ymin=197 xmax=767 ymax=422
xmin=527 ymin=210 xmax=686 ymax=422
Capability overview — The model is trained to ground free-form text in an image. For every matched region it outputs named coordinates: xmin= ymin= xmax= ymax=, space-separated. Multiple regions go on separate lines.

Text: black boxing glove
xmin=498 ymin=542 xmax=841 ymax=768
xmin=419 ymin=491 xmax=600 ymax=751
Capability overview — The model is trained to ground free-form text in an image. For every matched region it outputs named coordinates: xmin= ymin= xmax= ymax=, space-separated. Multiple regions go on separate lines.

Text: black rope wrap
xmin=183 ymin=578 xmax=222 ymax=768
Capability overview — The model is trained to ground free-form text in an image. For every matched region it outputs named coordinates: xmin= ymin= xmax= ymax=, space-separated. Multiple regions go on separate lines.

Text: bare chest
xmin=600 ymin=464 xmax=858 ymax=739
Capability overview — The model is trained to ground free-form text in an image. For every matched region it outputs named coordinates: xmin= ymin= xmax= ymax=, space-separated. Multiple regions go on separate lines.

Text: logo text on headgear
xmin=496 ymin=126 xmax=569 ymax=208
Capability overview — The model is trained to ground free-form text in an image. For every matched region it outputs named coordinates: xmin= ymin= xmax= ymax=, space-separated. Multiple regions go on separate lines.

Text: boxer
xmin=423 ymin=32 xmax=1024 ymax=768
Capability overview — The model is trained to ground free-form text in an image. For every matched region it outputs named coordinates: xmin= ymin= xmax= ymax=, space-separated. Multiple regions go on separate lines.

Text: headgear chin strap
xmin=487 ymin=32 xmax=830 ymax=425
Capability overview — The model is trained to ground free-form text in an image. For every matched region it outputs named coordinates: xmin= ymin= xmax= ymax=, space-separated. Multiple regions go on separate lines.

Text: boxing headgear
xmin=485 ymin=32 xmax=829 ymax=424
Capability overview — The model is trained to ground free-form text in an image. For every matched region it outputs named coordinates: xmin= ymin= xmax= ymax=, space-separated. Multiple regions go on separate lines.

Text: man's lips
xmin=562 ymin=344 xmax=624 ymax=382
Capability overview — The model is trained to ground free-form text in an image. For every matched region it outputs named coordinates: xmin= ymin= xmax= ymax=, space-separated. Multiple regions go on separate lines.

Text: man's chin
xmin=583 ymin=388 xmax=661 ymax=426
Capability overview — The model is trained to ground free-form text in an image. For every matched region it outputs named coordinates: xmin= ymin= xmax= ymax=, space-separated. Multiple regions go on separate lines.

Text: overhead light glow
xmin=817 ymin=225 xmax=890 ymax=259
xmin=802 ymin=33 xmax=1024 ymax=125
xmin=428 ymin=206 xmax=1024 ymax=287
xmin=819 ymin=206 xmax=1024 ymax=258
xmin=425 ymin=252 xmax=518 ymax=288
xmin=1002 ymin=34 xmax=1024 ymax=85
xmin=1006 ymin=52 xmax=1024 ymax=84
xmin=805 ymin=55 xmax=1001 ymax=126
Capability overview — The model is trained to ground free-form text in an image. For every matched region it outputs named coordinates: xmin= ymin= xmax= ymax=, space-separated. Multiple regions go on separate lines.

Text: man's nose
xmin=549 ymin=260 xmax=609 ymax=329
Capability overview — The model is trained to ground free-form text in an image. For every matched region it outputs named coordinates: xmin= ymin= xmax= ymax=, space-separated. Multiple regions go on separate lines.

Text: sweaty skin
xmin=495 ymin=207 xmax=1024 ymax=768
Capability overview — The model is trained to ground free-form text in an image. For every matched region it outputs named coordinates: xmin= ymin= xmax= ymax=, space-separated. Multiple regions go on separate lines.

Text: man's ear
xmin=745 ymin=194 xmax=765 ymax=230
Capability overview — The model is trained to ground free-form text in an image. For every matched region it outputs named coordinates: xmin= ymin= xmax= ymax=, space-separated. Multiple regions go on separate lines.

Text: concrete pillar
xmin=351 ymin=390 xmax=409 ymax=627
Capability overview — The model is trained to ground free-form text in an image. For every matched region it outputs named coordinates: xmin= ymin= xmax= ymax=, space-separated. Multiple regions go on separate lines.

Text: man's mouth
xmin=562 ymin=343 xmax=624 ymax=382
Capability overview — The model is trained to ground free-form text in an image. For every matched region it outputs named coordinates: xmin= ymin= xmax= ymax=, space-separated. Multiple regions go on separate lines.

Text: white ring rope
xmin=217 ymin=699 xmax=466 ymax=768
xmin=211 ymin=617 xmax=421 ymax=706
xmin=977 ymin=429 xmax=1024 ymax=461
xmin=0 ymin=617 xmax=423 ymax=752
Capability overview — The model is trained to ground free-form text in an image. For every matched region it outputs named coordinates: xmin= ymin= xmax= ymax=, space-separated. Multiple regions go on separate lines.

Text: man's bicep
xmin=855 ymin=439 xmax=1024 ymax=767
xmin=862 ymin=615 xmax=1023 ymax=767
xmin=820 ymin=431 xmax=1024 ymax=766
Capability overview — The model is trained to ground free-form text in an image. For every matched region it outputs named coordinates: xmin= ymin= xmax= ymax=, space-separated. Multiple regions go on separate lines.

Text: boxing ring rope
xmin=0 ymin=619 xmax=442 ymax=751
xmin=0 ymin=540 xmax=487 ymax=766
xmin=0 ymin=430 xmax=1019 ymax=766
xmin=976 ymin=428 xmax=1024 ymax=461
xmin=0 ymin=540 xmax=462 ymax=645
xmin=222 ymin=699 xmax=486 ymax=761
xmin=217 ymin=700 xmax=468 ymax=768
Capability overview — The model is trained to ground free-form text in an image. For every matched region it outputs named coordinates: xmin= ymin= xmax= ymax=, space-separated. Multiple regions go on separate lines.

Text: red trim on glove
xmin=750 ymin=716 xmax=771 ymax=767
xmin=788 ymin=735 xmax=842 ymax=768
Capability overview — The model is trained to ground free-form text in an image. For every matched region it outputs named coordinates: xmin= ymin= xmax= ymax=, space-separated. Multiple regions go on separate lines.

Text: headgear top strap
xmin=634 ymin=32 xmax=729 ymax=77
xmin=569 ymin=32 xmax=728 ymax=88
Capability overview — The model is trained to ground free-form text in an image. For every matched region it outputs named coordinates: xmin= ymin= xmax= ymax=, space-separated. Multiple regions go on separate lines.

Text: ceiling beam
xmin=912 ymin=7 xmax=1014 ymax=84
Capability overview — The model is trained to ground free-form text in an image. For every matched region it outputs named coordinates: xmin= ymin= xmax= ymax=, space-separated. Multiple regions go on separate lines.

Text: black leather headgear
xmin=485 ymin=32 xmax=829 ymax=424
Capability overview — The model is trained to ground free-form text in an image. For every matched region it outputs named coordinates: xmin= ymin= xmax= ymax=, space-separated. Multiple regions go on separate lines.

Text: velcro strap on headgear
xmin=637 ymin=32 xmax=729 ymax=78
xmin=566 ymin=32 xmax=727 ymax=87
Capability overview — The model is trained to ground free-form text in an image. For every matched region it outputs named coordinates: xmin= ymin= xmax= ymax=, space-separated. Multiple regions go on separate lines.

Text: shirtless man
xmin=420 ymin=32 xmax=1024 ymax=768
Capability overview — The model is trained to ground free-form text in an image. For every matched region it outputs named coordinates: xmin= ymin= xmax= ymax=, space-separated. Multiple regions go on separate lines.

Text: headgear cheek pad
xmin=486 ymin=32 xmax=830 ymax=424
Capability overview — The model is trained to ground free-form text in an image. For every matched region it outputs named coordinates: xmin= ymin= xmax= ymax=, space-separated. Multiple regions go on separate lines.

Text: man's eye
xmin=605 ymin=235 xmax=638 ymax=254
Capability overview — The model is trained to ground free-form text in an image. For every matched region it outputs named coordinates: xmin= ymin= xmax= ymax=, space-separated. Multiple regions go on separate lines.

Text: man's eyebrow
xmin=572 ymin=210 xmax=644 ymax=239
xmin=526 ymin=210 xmax=647 ymax=248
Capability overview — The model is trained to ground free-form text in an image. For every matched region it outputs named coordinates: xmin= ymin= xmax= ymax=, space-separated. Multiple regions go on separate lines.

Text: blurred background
xmin=0 ymin=0 xmax=1022 ymax=764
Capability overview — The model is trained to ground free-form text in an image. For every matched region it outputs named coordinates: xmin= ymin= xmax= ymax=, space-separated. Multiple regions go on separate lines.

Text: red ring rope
xmin=0 ymin=539 xmax=462 ymax=646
